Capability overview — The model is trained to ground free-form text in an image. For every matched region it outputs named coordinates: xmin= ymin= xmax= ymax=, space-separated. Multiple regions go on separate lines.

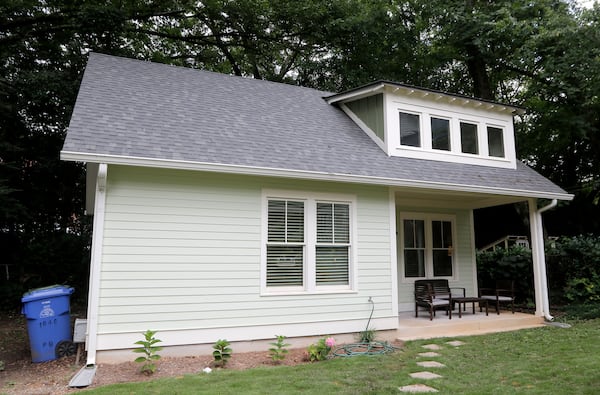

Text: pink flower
xmin=325 ymin=337 xmax=335 ymax=348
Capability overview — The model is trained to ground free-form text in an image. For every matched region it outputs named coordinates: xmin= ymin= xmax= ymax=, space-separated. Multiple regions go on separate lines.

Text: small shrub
xmin=358 ymin=328 xmax=376 ymax=343
xmin=0 ymin=360 xmax=4 ymax=371
xmin=212 ymin=339 xmax=232 ymax=367
xmin=269 ymin=335 xmax=290 ymax=363
xmin=564 ymin=303 xmax=600 ymax=320
xmin=564 ymin=276 xmax=600 ymax=303
xmin=307 ymin=337 xmax=335 ymax=362
xmin=133 ymin=330 xmax=162 ymax=375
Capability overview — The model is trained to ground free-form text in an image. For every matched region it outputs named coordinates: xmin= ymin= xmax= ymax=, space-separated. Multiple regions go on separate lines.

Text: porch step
xmin=397 ymin=312 xmax=544 ymax=341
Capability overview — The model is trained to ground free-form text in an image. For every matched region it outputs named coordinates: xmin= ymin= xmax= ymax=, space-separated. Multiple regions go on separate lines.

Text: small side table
xmin=453 ymin=297 xmax=488 ymax=318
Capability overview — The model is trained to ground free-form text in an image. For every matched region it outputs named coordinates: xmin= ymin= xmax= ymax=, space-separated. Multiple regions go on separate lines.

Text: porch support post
xmin=528 ymin=198 xmax=553 ymax=320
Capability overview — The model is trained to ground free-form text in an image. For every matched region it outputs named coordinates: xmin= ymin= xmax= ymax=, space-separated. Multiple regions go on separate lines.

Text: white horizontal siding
xmin=96 ymin=166 xmax=394 ymax=340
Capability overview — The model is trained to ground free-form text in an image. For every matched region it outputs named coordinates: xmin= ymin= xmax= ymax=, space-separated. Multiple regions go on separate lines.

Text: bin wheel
xmin=56 ymin=340 xmax=76 ymax=358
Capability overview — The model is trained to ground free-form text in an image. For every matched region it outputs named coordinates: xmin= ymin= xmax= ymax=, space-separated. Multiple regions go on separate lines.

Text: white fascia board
xmin=60 ymin=150 xmax=574 ymax=201
xmin=325 ymin=83 xmax=385 ymax=104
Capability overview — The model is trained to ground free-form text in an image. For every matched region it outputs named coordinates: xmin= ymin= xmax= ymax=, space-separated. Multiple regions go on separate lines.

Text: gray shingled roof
xmin=62 ymin=53 xmax=570 ymax=200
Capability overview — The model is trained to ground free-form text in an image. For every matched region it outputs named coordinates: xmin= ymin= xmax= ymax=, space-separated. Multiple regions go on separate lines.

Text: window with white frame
xmin=395 ymin=108 xmax=508 ymax=162
xmin=487 ymin=126 xmax=505 ymax=158
xmin=460 ymin=122 xmax=479 ymax=154
xmin=431 ymin=117 xmax=450 ymax=151
xmin=401 ymin=214 xmax=455 ymax=279
xmin=263 ymin=192 xmax=354 ymax=293
xmin=266 ymin=199 xmax=305 ymax=287
xmin=316 ymin=202 xmax=350 ymax=285
xmin=399 ymin=112 xmax=421 ymax=147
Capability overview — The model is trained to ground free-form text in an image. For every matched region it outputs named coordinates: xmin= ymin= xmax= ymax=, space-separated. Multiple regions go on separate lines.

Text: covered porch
xmin=397 ymin=310 xmax=544 ymax=341
xmin=393 ymin=186 xmax=559 ymax=321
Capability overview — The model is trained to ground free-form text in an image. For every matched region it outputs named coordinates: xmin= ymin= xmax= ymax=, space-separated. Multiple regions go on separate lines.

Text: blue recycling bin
xmin=21 ymin=285 xmax=75 ymax=362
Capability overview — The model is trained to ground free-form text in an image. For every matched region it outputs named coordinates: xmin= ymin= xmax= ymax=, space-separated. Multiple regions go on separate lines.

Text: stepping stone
xmin=417 ymin=361 xmax=446 ymax=368
xmin=446 ymin=340 xmax=465 ymax=347
xmin=421 ymin=344 xmax=442 ymax=350
xmin=410 ymin=371 xmax=443 ymax=380
xmin=399 ymin=384 xmax=439 ymax=393
xmin=418 ymin=352 xmax=441 ymax=358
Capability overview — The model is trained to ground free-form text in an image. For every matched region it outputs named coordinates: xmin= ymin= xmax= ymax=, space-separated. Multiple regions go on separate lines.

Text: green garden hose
xmin=331 ymin=297 xmax=400 ymax=357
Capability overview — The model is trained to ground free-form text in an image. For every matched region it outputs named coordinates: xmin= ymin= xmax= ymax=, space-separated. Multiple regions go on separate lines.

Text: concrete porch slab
xmin=397 ymin=311 xmax=544 ymax=341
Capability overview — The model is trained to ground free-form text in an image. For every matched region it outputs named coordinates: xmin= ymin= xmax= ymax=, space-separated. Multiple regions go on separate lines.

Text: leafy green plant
xmin=307 ymin=337 xmax=335 ymax=362
xmin=212 ymin=339 xmax=232 ymax=367
xmin=0 ymin=360 xmax=4 ymax=371
xmin=564 ymin=276 xmax=600 ymax=303
xmin=133 ymin=330 xmax=162 ymax=375
xmin=357 ymin=328 xmax=376 ymax=344
xmin=269 ymin=335 xmax=290 ymax=363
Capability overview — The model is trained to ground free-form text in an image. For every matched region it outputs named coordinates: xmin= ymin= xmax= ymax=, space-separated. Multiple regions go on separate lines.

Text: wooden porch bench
xmin=414 ymin=279 xmax=466 ymax=320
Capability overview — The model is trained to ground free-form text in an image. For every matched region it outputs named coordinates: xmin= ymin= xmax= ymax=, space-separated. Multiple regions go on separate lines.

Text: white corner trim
xmin=85 ymin=163 xmax=108 ymax=365
xmin=389 ymin=188 xmax=399 ymax=314
xmin=60 ymin=151 xmax=573 ymax=201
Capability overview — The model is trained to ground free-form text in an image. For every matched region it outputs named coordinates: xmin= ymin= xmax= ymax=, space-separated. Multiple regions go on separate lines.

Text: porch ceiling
xmin=394 ymin=188 xmax=527 ymax=209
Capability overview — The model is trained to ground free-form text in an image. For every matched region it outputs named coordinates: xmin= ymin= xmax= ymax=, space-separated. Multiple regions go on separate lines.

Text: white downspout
xmin=538 ymin=199 xmax=557 ymax=214
xmin=529 ymin=199 xmax=557 ymax=322
xmin=86 ymin=163 xmax=108 ymax=365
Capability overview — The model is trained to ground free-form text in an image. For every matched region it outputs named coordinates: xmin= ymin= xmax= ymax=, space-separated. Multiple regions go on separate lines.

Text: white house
xmin=61 ymin=53 xmax=572 ymax=365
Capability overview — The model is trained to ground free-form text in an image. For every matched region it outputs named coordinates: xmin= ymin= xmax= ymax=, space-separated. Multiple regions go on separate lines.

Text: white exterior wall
xmin=395 ymin=205 xmax=476 ymax=312
xmin=94 ymin=165 xmax=396 ymax=351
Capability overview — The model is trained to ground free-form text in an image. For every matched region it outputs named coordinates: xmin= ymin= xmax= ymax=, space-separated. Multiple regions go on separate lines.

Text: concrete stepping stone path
xmin=421 ymin=344 xmax=442 ymax=350
xmin=399 ymin=341 xmax=465 ymax=393
xmin=409 ymin=371 xmax=443 ymax=379
xmin=398 ymin=384 xmax=439 ymax=393
xmin=417 ymin=361 xmax=446 ymax=368
xmin=417 ymin=352 xmax=441 ymax=358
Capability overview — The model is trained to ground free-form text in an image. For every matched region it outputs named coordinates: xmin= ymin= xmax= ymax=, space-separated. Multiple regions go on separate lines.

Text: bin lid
xmin=21 ymin=285 xmax=74 ymax=303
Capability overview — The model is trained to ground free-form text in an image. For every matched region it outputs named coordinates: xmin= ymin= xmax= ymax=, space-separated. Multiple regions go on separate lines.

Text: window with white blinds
xmin=316 ymin=203 xmax=350 ymax=285
xmin=266 ymin=200 xmax=305 ymax=287
xmin=263 ymin=192 xmax=355 ymax=293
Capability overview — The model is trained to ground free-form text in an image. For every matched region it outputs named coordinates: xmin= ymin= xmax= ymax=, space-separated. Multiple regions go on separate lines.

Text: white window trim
xmin=399 ymin=212 xmax=457 ymax=282
xmin=260 ymin=189 xmax=358 ymax=296
xmin=429 ymin=115 xmax=452 ymax=152
xmin=485 ymin=123 xmax=506 ymax=158
xmin=398 ymin=110 xmax=423 ymax=149
xmin=458 ymin=119 xmax=480 ymax=156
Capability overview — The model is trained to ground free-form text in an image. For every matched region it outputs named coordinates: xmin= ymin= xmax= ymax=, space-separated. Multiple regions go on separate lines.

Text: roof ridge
xmin=88 ymin=52 xmax=334 ymax=96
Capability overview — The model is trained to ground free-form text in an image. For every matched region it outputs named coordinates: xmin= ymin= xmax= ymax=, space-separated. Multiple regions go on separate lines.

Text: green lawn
xmin=86 ymin=319 xmax=600 ymax=394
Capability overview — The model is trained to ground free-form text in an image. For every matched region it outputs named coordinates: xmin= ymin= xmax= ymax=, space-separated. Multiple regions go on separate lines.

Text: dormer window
xmin=460 ymin=122 xmax=479 ymax=154
xmin=431 ymin=117 xmax=450 ymax=151
xmin=328 ymin=82 xmax=518 ymax=170
xmin=399 ymin=112 xmax=420 ymax=147
xmin=487 ymin=126 xmax=505 ymax=158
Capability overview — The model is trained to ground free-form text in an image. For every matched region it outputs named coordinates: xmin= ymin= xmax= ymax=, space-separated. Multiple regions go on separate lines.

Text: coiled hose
xmin=331 ymin=297 xmax=400 ymax=357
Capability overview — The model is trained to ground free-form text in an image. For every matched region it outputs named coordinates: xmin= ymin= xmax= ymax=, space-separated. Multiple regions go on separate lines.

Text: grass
xmin=85 ymin=319 xmax=600 ymax=394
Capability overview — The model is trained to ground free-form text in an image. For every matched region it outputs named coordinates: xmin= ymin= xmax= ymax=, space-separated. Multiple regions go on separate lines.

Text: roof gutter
xmin=60 ymin=151 xmax=574 ymax=202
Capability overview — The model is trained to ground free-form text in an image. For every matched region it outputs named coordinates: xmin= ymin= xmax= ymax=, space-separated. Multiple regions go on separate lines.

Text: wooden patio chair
xmin=479 ymin=280 xmax=515 ymax=314
xmin=414 ymin=280 xmax=452 ymax=320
